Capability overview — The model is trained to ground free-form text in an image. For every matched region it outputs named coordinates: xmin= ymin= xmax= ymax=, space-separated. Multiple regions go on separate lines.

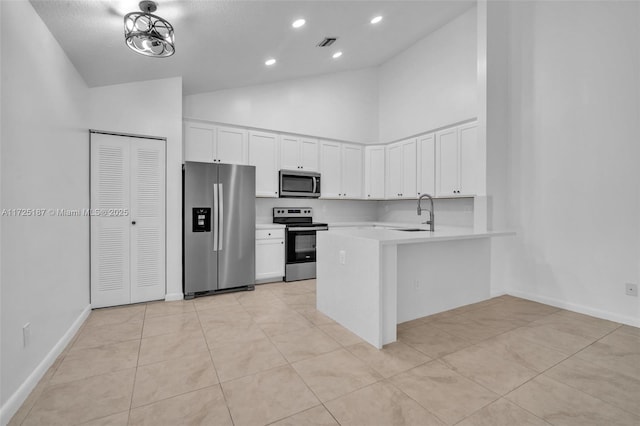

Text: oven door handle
xmin=288 ymin=226 xmax=328 ymax=232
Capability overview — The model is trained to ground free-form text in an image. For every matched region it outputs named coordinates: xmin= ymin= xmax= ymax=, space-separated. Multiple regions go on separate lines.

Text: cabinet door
xmin=341 ymin=144 xmax=363 ymax=199
xmin=280 ymin=135 xmax=301 ymax=170
xmin=458 ymin=123 xmax=477 ymax=196
xmin=255 ymin=238 xmax=285 ymax=281
xmin=365 ymin=146 xmax=385 ymax=199
xmin=184 ymin=122 xmax=215 ymax=162
xmin=249 ymin=131 xmax=279 ymax=197
xmin=436 ymin=128 xmax=459 ymax=196
xmin=216 ymin=126 xmax=247 ymax=164
xmin=417 ymin=134 xmax=436 ymax=196
xmin=385 ymin=143 xmax=403 ymax=199
xmin=300 ymin=138 xmax=319 ymax=171
xmin=91 ymin=133 xmax=131 ymax=308
xmin=319 ymin=141 xmax=342 ymax=198
xmin=401 ymin=139 xmax=417 ymax=198
xmin=129 ymin=137 xmax=166 ymax=304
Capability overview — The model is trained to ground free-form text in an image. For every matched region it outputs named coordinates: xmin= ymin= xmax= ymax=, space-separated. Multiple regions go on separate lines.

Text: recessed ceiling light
xmin=332 ymin=51 xmax=343 ymax=59
xmin=265 ymin=58 xmax=276 ymax=66
xmin=370 ymin=16 xmax=383 ymax=24
xmin=292 ymin=18 xmax=306 ymax=28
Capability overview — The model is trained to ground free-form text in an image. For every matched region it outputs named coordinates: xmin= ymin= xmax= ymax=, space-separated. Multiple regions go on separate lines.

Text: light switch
xmin=339 ymin=250 xmax=346 ymax=265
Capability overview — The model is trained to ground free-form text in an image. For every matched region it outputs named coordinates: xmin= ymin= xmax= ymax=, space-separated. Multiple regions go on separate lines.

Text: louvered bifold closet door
xmin=129 ymin=137 xmax=166 ymax=303
xmin=91 ymin=133 xmax=131 ymax=308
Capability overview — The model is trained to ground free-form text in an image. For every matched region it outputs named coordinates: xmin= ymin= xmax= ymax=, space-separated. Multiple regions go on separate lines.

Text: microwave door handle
xmin=312 ymin=176 xmax=317 ymax=194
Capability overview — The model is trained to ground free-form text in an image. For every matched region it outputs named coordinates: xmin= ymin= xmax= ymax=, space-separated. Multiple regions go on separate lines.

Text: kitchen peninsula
xmin=317 ymin=224 xmax=513 ymax=348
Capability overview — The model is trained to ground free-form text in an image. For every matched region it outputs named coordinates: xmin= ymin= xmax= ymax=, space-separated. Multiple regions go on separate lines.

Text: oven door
xmin=286 ymin=229 xmax=317 ymax=264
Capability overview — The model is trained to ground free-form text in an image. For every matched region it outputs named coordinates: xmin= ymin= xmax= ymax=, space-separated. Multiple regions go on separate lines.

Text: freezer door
xmin=217 ymin=163 xmax=256 ymax=289
xmin=184 ymin=162 xmax=219 ymax=294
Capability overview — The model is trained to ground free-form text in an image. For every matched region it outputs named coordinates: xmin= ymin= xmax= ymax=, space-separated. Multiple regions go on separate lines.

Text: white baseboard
xmin=164 ymin=292 xmax=184 ymax=301
xmin=507 ymin=290 xmax=640 ymax=327
xmin=0 ymin=304 xmax=91 ymax=426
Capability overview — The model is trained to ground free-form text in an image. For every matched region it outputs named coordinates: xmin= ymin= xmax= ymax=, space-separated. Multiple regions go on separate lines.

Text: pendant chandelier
xmin=124 ymin=1 xmax=175 ymax=58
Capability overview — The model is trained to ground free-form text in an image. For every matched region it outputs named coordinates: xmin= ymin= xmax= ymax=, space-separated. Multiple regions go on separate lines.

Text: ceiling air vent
xmin=317 ymin=37 xmax=338 ymax=47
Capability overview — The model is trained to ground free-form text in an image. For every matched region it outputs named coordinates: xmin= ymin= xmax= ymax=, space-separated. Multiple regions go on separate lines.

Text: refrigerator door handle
xmin=213 ymin=183 xmax=219 ymax=252
xmin=218 ymin=184 xmax=224 ymax=251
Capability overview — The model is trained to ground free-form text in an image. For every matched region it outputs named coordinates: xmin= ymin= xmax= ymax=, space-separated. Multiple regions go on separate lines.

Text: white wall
xmin=499 ymin=1 xmax=640 ymax=325
xmin=184 ymin=68 xmax=379 ymax=143
xmin=89 ymin=77 xmax=183 ymax=300
xmin=1 ymin=0 xmax=90 ymax=419
xmin=378 ymin=7 xmax=478 ymax=142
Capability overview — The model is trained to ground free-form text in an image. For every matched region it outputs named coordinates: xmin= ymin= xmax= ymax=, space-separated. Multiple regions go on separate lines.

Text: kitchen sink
xmin=395 ymin=228 xmax=429 ymax=232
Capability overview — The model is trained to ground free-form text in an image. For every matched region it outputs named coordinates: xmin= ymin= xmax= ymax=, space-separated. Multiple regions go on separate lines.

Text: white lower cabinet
xmin=255 ymin=228 xmax=285 ymax=282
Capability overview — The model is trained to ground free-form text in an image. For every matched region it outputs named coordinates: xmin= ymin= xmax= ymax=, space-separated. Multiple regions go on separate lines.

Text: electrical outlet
xmin=625 ymin=283 xmax=638 ymax=297
xmin=339 ymin=250 xmax=346 ymax=265
xmin=23 ymin=323 xmax=31 ymax=348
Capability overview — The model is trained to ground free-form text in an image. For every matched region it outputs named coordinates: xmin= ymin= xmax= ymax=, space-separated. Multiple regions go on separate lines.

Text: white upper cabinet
xmin=319 ymin=141 xmax=342 ymax=198
xmin=364 ymin=146 xmax=385 ymax=199
xmin=281 ymin=135 xmax=319 ymax=171
xmin=216 ymin=126 xmax=248 ymax=164
xmin=248 ymin=131 xmax=279 ymax=198
xmin=385 ymin=138 xmax=417 ymax=199
xmin=320 ymin=141 xmax=363 ymax=199
xmin=341 ymin=144 xmax=363 ymax=199
xmin=183 ymin=120 xmax=248 ymax=164
xmin=417 ymin=133 xmax=436 ymax=196
xmin=435 ymin=122 xmax=477 ymax=197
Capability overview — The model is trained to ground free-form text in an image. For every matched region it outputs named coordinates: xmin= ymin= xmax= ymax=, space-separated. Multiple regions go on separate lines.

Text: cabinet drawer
xmin=256 ymin=229 xmax=285 ymax=240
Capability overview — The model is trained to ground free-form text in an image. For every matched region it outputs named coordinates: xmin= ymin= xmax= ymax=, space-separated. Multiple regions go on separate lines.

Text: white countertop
xmin=256 ymin=223 xmax=286 ymax=230
xmin=323 ymin=222 xmax=514 ymax=245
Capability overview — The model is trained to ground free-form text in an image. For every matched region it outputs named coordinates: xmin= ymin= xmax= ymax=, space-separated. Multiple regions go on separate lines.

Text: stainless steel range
xmin=273 ymin=208 xmax=328 ymax=282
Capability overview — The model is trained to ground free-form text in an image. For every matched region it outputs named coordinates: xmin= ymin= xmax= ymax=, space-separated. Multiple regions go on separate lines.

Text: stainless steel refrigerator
xmin=183 ymin=161 xmax=256 ymax=298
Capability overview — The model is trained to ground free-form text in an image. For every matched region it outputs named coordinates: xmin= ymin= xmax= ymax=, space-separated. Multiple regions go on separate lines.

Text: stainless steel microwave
xmin=279 ymin=170 xmax=321 ymax=198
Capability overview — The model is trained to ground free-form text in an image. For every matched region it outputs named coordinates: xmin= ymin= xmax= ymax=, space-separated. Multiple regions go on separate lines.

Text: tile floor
xmin=9 ymin=280 xmax=640 ymax=426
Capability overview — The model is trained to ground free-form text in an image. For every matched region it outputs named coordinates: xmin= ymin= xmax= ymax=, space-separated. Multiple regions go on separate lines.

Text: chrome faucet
xmin=417 ymin=193 xmax=435 ymax=232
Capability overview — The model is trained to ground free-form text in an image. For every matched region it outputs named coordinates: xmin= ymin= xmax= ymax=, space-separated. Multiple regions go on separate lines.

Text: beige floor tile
xmin=456 ymin=398 xmax=549 ymax=426
xmin=442 ymin=332 xmax=567 ymax=395
xmin=546 ymin=355 xmax=640 ymax=416
xmin=575 ymin=331 xmax=640 ymax=380
xmin=398 ymin=324 xmax=471 ymax=358
xmin=506 ymin=375 xmax=640 ymax=426
xmin=514 ymin=322 xmax=597 ymax=354
xmin=271 ymin=328 xmax=340 ymax=363
xmin=317 ymin=323 xmax=365 ymax=347
xmin=325 ymin=381 xmax=444 ymax=426
xmin=270 ymin=405 xmax=338 ymax=426
xmin=193 ymin=292 xmax=240 ymax=311
xmin=50 ymin=340 xmax=140 ymax=385
xmin=279 ymin=292 xmax=316 ymax=307
xmin=129 ymin=385 xmax=232 ymax=426
xmin=299 ymin=308 xmax=336 ymax=326
xmin=203 ymin=321 xmax=267 ymax=348
xmin=390 ymin=360 xmax=498 ymax=424
xmin=236 ymin=290 xmax=285 ymax=308
xmin=79 ymin=411 xmax=129 ymax=426
xmin=138 ymin=330 xmax=208 ymax=366
xmin=292 ymin=348 xmax=381 ymax=402
xmin=72 ymin=319 xmax=143 ymax=350
xmin=397 ymin=317 xmax=429 ymax=332
xmin=616 ymin=324 xmax=640 ymax=338
xmin=197 ymin=303 xmax=253 ymax=326
xmin=85 ymin=304 xmax=146 ymax=328
xmin=132 ymin=351 xmax=219 ymax=407
xmin=258 ymin=312 xmax=315 ymax=338
xmin=7 ymin=363 xmax=58 ymax=426
xmin=431 ymin=311 xmax=524 ymax=343
xmin=210 ymin=337 xmax=288 ymax=382
xmin=531 ymin=310 xmax=620 ymax=342
xmin=347 ymin=341 xmax=431 ymax=378
xmin=142 ymin=311 xmax=202 ymax=338
xmin=22 ymin=369 xmax=134 ymax=426
xmin=144 ymin=299 xmax=195 ymax=319
xmin=470 ymin=299 xmax=559 ymax=324
xmin=222 ymin=365 xmax=319 ymax=426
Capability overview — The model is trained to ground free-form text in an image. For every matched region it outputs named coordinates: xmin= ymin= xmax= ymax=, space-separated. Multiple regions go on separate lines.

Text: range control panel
xmin=273 ymin=208 xmax=313 ymax=218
